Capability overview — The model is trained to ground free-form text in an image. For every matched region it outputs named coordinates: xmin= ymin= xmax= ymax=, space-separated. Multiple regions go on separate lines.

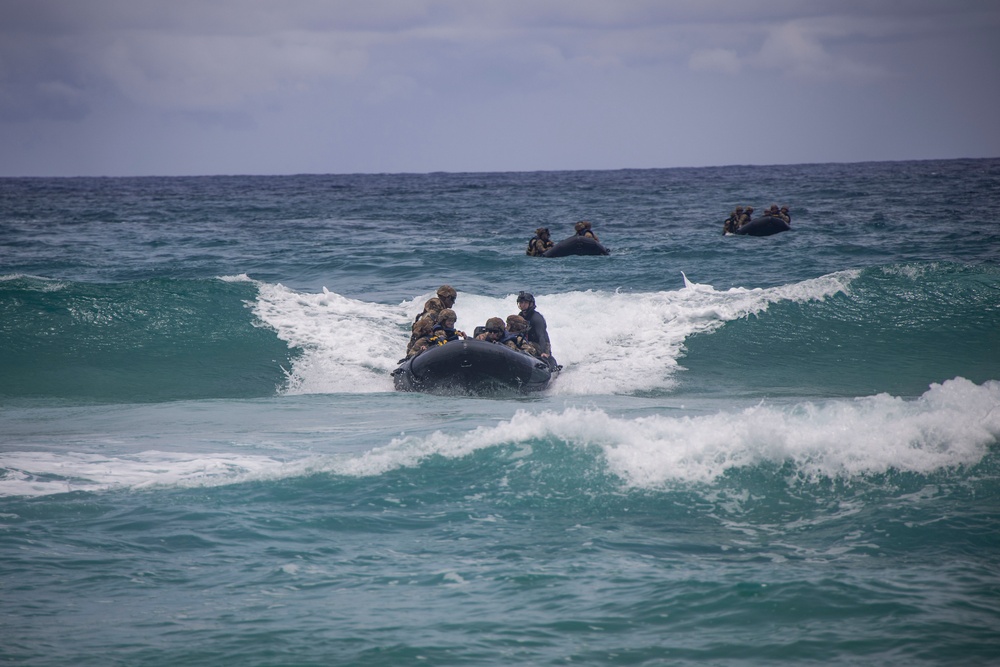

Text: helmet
xmin=438 ymin=308 xmax=457 ymax=324
xmin=574 ymin=221 xmax=585 ymax=233
xmin=506 ymin=315 xmax=528 ymax=332
xmin=437 ymin=285 xmax=457 ymax=300
xmin=736 ymin=206 xmax=744 ymax=212
xmin=780 ymin=206 xmax=789 ymax=212
xmin=535 ymin=227 xmax=549 ymax=237
xmin=485 ymin=317 xmax=505 ymax=332
xmin=516 ymin=291 xmax=535 ymax=305
xmin=583 ymin=220 xmax=592 ymax=229
xmin=424 ymin=297 xmax=443 ymax=313
xmin=746 ymin=206 xmax=754 ymax=212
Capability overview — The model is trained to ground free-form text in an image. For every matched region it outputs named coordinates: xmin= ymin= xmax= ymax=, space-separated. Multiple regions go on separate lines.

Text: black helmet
xmin=517 ymin=291 xmax=534 ymax=305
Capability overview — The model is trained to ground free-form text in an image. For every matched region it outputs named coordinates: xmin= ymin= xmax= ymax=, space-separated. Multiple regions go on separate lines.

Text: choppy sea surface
xmin=2 ymin=159 xmax=999 ymax=666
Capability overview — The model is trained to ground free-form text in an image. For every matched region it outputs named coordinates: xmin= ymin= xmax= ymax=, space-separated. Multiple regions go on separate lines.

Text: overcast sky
xmin=2 ymin=0 xmax=999 ymax=177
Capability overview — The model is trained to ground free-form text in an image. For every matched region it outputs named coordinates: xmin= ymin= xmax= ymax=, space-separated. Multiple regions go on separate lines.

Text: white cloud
xmin=688 ymin=48 xmax=741 ymax=75
xmin=750 ymin=20 xmax=888 ymax=82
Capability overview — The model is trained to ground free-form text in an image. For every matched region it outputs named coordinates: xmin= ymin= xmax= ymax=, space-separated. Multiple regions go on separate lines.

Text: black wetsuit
xmin=519 ymin=306 xmax=557 ymax=368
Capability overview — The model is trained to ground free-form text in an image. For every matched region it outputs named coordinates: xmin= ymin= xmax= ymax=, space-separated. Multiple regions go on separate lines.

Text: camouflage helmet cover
xmin=506 ymin=314 xmax=529 ymax=332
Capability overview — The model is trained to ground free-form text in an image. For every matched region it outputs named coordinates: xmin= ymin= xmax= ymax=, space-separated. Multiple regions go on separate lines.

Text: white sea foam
xmin=2 ymin=378 xmax=996 ymax=498
xmin=248 ymin=270 xmax=858 ymax=395
xmin=329 ymin=377 xmax=1000 ymax=485
xmin=251 ymin=282 xmax=411 ymax=393
xmin=0 ymin=273 xmax=67 ymax=291
xmin=0 ymin=450 xmax=309 ymax=498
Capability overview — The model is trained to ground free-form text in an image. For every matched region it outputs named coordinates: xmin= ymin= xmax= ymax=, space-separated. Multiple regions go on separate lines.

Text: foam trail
xmin=252 ymin=281 xmax=414 ymax=394
xmin=249 ymin=271 xmax=858 ymax=396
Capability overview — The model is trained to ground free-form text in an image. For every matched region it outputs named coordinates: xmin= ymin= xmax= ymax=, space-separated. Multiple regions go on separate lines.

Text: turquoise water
xmin=2 ymin=160 xmax=999 ymax=665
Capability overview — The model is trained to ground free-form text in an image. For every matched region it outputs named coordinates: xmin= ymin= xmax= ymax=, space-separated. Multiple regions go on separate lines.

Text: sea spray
xmin=251 ymin=271 xmax=858 ymax=396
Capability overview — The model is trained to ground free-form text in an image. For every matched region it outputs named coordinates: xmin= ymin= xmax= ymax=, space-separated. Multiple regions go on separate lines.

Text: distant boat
xmin=735 ymin=216 xmax=791 ymax=237
xmin=543 ymin=235 xmax=610 ymax=257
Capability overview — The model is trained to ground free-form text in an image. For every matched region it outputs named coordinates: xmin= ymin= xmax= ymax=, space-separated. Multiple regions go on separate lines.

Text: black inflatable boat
xmin=543 ymin=235 xmax=610 ymax=257
xmin=392 ymin=339 xmax=558 ymax=395
xmin=734 ymin=215 xmax=791 ymax=237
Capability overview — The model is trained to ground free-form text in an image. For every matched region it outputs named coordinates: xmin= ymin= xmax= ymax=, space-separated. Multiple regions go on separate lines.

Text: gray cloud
xmin=1 ymin=0 xmax=998 ymax=175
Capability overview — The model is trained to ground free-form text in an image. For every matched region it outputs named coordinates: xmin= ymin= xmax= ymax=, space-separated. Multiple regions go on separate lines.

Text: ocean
xmin=2 ymin=159 xmax=999 ymax=665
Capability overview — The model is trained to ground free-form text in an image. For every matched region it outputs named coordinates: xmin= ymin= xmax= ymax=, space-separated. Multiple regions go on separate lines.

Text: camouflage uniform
xmin=504 ymin=315 xmax=540 ymax=357
xmin=475 ymin=317 xmax=507 ymax=342
xmin=414 ymin=297 xmax=444 ymax=324
xmin=408 ymin=297 xmax=444 ymax=353
xmin=428 ymin=308 xmax=465 ymax=345
xmin=723 ymin=207 xmax=741 ymax=234
xmin=406 ymin=317 xmax=436 ymax=358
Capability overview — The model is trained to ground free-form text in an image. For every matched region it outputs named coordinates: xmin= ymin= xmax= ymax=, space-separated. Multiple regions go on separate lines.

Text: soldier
xmin=526 ymin=227 xmax=554 ymax=256
xmin=723 ymin=207 xmax=742 ymax=234
xmin=574 ymin=220 xmax=599 ymax=241
xmin=516 ymin=291 xmax=556 ymax=367
xmin=504 ymin=314 xmax=540 ymax=357
xmin=408 ymin=297 xmax=443 ymax=351
xmin=405 ymin=316 xmax=436 ymax=359
xmin=428 ymin=308 xmax=465 ymax=345
xmin=779 ymin=206 xmax=791 ymax=224
xmin=475 ymin=317 xmax=507 ymax=342
xmin=435 ymin=285 xmax=457 ymax=310
xmin=413 ymin=297 xmax=443 ymax=324
xmin=738 ymin=206 xmax=754 ymax=228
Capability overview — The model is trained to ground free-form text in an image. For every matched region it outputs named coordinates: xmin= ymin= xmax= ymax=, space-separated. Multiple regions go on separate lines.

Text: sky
xmin=1 ymin=0 xmax=999 ymax=177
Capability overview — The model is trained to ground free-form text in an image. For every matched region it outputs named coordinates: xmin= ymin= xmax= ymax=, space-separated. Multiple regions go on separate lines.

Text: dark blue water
xmin=2 ymin=160 xmax=999 ymax=665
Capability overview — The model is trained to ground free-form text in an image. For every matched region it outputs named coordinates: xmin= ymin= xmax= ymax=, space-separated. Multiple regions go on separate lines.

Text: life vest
xmin=501 ymin=332 xmax=525 ymax=346
xmin=527 ymin=236 xmax=552 ymax=256
xmin=429 ymin=325 xmax=460 ymax=345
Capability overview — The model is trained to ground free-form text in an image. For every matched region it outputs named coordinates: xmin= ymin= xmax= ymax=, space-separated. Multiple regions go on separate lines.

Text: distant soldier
xmin=779 ymin=206 xmax=791 ymax=224
xmin=574 ymin=220 xmax=599 ymax=241
xmin=738 ymin=206 xmax=754 ymax=228
xmin=723 ymin=207 xmax=742 ymax=234
xmin=526 ymin=227 xmax=554 ymax=256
